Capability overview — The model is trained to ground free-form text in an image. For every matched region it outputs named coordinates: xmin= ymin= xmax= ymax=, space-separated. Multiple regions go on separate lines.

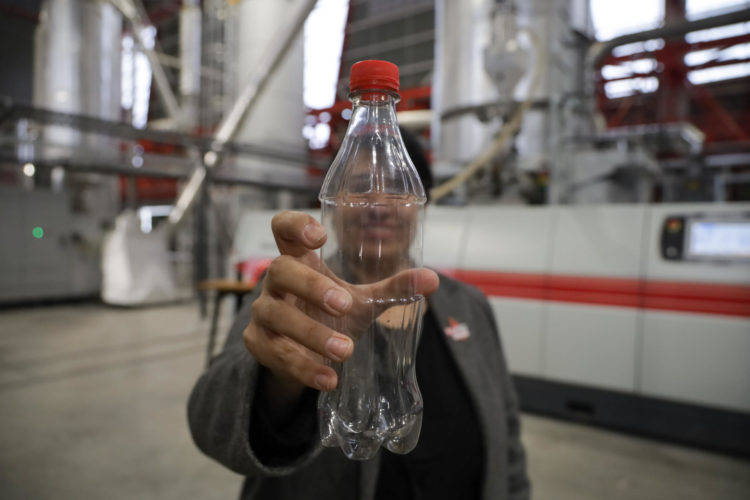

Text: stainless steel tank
xmin=33 ymin=0 xmax=122 ymax=159
xmin=431 ymin=0 xmax=501 ymax=179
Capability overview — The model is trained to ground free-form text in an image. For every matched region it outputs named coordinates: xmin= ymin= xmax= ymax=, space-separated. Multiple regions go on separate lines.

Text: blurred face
xmin=335 ymin=193 xmax=419 ymax=280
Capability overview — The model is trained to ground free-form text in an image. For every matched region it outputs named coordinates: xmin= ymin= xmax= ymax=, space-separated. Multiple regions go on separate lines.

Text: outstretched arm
xmin=187 ymin=211 xmax=439 ymax=475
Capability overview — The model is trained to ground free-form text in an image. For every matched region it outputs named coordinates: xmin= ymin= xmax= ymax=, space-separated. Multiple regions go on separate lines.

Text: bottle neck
xmin=347 ymin=90 xmax=400 ymax=134
xmin=349 ymin=89 xmax=400 ymax=106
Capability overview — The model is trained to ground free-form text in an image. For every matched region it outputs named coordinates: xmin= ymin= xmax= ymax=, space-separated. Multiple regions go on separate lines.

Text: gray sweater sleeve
xmin=186 ymin=282 xmax=323 ymax=477
xmin=479 ymin=295 xmax=532 ymax=500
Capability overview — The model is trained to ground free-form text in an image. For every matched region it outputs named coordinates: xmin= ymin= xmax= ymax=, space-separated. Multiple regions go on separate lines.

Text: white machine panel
xmin=641 ymin=203 xmax=750 ymax=411
xmin=544 ymin=206 xmax=646 ymax=392
xmin=462 ymin=206 xmax=554 ymax=272
xmin=490 ymin=297 xmax=545 ymax=376
xmin=641 ymin=311 xmax=750 ymax=412
xmin=549 ymin=205 xmax=646 ymax=277
xmin=424 ymin=206 xmax=469 ymax=272
xmin=460 ymin=207 xmax=555 ymax=379
xmin=544 ymin=303 xmax=639 ymax=391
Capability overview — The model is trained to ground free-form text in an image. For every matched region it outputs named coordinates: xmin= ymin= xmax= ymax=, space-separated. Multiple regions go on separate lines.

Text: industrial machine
xmin=233 ymin=202 xmax=750 ymax=456
xmin=1 ymin=0 xmax=748 ymax=455
xmin=0 ymin=0 xmax=316 ymax=305
xmin=0 ymin=186 xmax=104 ymax=303
xmin=428 ymin=203 xmax=750 ymax=456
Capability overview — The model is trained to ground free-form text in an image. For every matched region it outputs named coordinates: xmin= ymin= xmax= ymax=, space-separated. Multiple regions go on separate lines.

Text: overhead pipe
xmin=587 ymin=7 xmax=750 ymax=69
xmin=168 ymin=0 xmax=318 ymax=228
xmin=110 ymin=0 xmax=185 ymax=127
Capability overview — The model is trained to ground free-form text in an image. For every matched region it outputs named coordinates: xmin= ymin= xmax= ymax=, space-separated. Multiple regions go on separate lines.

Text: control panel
xmin=661 ymin=212 xmax=750 ymax=262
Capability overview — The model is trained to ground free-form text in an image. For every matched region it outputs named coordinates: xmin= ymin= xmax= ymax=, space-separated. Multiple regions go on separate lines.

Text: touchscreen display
xmin=687 ymin=221 xmax=750 ymax=258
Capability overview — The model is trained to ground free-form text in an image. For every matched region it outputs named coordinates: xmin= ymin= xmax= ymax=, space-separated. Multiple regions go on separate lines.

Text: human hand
xmin=243 ymin=211 xmax=439 ymax=398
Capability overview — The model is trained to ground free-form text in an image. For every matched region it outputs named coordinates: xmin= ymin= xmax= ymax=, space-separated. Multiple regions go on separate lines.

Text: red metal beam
xmin=601 ymin=34 xmax=750 ymax=66
xmin=687 ymin=79 xmax=750 ymax=141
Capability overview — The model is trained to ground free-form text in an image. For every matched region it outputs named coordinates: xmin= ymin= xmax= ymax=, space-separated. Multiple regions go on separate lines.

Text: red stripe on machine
xmin=444 ymin=269 xmax=750 ymax=318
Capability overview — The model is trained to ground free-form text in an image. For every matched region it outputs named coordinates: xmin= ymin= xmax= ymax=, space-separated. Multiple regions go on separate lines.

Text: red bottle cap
xmin=349 ymin=60 xmax=399 ymax=93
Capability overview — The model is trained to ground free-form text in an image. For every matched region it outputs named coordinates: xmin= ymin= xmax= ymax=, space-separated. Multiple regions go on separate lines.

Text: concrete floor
xmin=0 ymin=301 xmax=748 ymax=500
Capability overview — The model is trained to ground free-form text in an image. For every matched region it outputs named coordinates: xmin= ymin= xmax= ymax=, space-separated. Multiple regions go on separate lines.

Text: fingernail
xmin=324 ymin=288 xmax=351 ymax=313
xmin=303 ymin=223 xmax=325 ymax=245
xmin=326 ymin=334 xmax=352 ymax=361
xmin=314 ymin=374 xmax=334 ymax=391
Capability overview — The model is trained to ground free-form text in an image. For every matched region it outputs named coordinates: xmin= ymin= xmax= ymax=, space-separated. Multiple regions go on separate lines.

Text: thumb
xmin=366 ymin=268 xmax=440 ymax=301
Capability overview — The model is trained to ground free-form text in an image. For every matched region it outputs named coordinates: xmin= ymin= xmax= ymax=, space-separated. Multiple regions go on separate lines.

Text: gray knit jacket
xmin=188 ymin=273 xmax=531 ymax=500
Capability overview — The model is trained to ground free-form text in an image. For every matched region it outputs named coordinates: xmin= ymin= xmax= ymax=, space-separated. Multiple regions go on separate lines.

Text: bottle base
xmin=335 ymin=428 xmax=383 ymax=461
xmin=382 ymin=412 xmax=422 ymax=454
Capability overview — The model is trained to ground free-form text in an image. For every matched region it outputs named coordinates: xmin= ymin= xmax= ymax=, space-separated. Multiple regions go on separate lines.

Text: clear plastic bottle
xmin=316 ymin=60 xmax=427 ymax=460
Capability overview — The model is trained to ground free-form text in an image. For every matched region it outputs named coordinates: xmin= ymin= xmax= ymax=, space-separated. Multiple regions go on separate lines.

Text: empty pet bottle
xmin=316 ymin=60 xmax=427 ymax=460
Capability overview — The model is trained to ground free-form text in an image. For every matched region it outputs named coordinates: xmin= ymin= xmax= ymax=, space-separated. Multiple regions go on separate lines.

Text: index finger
xmin=272 ymin=211 xmax=327 ymax=258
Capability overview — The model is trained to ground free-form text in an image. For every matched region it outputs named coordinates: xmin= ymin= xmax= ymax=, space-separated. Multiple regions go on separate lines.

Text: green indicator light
xmin=32 ymin=227 xmax=44 ymax=239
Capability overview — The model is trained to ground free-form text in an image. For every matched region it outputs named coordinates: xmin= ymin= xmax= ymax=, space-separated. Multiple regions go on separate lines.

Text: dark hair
xmin=400 ymin=126 xmax=433 ymax=201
